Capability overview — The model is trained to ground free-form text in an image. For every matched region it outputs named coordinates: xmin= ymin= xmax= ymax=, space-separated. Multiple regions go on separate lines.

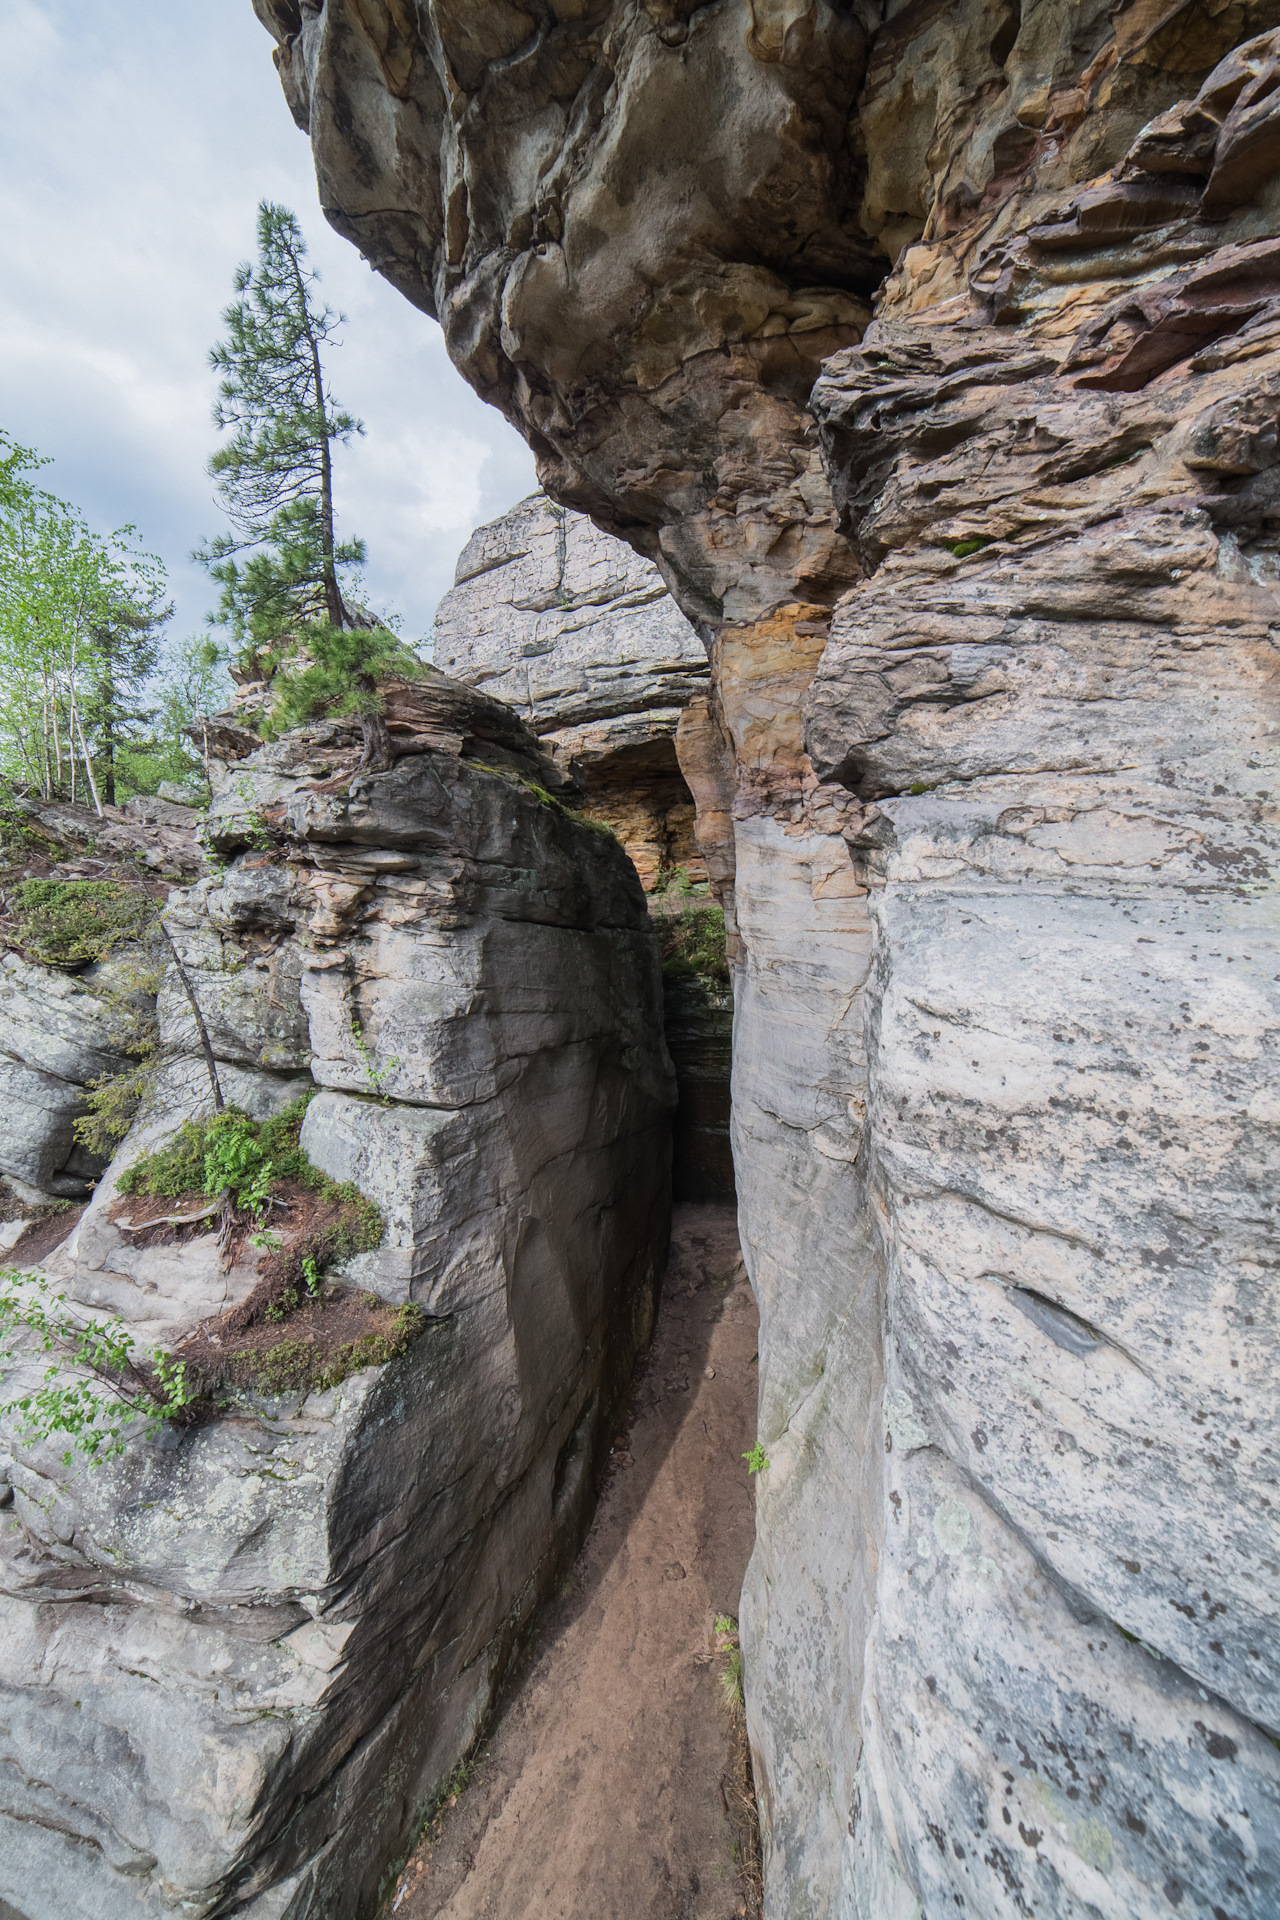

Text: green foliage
xmin=0 ymin=1268 xmax=195 ymax=1465
xmin=117 ymin=1097 xmax=381 ymax=1310
xmin=264 ymin=620 xmax=422 ymax=735
xmin=657 ymin=902 xmax=729 ymax=983
xmin=742 ymin=1442 xmax=770 ymax=1475
xmin=202 ymin=1120 xmax=273 ymax=1217
xmin=71 ymin=950 xmax=165 ymax=1158
xmin=351 ymin=1018 xmax=401 ymax=1103
xmin=713 ymin=1613 xmax=744 ymax=1716
xmin=76 ymin=1058 xmax=159 ymax=1160
xmin=261 ymin=1184 xmax=384 ymax=1322
xmin=0 ymin=431 xmax=226 ymax=808
xmin=12 ymin=878 xmax=156 ymax=968
xmin=118 ymin=1096 xmax=320 ymax=1203
xmin=231 ymin=1303 xmax=425 ymax=1396
xmin=111 ymin=633 xmax=228 ymax=802
xmin=946 ymin=535 xmax=995 ymax=558
xmin=196 ymin=202 xmax=366 ymax=654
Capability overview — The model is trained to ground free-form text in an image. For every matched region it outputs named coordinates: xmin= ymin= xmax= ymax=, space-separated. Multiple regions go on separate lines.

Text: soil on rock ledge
xmin=389 ymin=1204 xmax=760 ymax=1920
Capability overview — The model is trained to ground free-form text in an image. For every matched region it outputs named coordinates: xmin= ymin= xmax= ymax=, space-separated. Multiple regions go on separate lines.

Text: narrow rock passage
xmin=389 ymin=1204 xmax=760 ymax=1920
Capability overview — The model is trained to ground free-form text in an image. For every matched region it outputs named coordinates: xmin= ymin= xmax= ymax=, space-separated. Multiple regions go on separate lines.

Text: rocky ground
xmin=387 ymin=1204 xmax=761 ymax=1920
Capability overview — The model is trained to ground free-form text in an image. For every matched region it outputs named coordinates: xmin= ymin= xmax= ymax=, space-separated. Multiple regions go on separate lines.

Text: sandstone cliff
xmin=0 ymin=678 xmax=673 ymax=1917
xmin=434 ymin=494 xmax=735 ymax=1198
xmin=256 ymin=5 xmax=1280 ymax=1916
xmin=434 ymin=490 xmax=709 ymax=886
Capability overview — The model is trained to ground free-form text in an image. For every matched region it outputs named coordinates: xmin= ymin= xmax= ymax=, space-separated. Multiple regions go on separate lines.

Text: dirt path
xmin=388 ymin=1202 xmax=761 ymax=1920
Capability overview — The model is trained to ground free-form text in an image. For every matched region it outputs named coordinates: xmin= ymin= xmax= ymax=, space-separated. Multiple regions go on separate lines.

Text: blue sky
xmin=0 ymin=0 xmax=538 ymax=648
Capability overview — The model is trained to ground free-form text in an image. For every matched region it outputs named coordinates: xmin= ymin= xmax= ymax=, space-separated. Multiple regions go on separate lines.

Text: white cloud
xmin=0 ymin=0 xmax=538 ymax=645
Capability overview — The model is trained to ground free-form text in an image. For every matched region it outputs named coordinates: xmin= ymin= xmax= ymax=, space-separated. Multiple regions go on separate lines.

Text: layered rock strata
xmin=433 ymin=491 xmax=709 ymax=888
xmin=0 ymin=677 xmax=673 ymax=1918
xmin=257 ymin=6 xmax=1280 ymax=1915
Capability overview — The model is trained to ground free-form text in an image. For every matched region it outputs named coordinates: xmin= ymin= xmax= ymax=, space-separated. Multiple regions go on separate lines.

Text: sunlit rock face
xmin=0 ymin=681 xmax=673 ymax=1920
xmin=258 ymin=6 xmax=1280 ymax=1915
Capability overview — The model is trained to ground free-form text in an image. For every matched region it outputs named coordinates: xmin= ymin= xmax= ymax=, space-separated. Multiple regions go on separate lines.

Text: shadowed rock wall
xmin=0 ymin=681 xmax=673 ymax=1919
xmin=253 ymin=6 xmax=1280 ymax=1914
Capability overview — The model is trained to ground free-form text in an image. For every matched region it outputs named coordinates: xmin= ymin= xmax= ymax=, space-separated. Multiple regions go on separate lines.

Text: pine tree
xmin=197 ymin=202 xmax=365 ymax=657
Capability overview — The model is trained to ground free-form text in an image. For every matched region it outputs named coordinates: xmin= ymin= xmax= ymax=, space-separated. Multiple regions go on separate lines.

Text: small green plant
xmin=946 ymin=535 xmax=995 ymax=559
xmin=657 ymin=903 xmax=729 ymax=983
xmin=351 ymin=1020 xmax=400 ymax=1102
xmin=202 ymin=1117 xmax=273 ymax=1217
xmin=0 ymin=1268 xmax=196 ymax=1465
xmin=713 ymin=1613 xmax=745 ymax=1717
xmin=118 ymin=1096 xmax=318 ymax=1202
xmin=743 ymin=1442 xmax=770 ymax=1475
xmin=234 ymin=778 xmax=275 ymax=850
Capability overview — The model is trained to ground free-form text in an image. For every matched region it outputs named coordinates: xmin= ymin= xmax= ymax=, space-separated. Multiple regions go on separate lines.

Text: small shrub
xmin=12 ymin=879 xmax=155 ymax=968
xmin=117 ymin=1095 xmax=320 ymax=1203
xmin=0 ymin=1268 xmax=197 ymax=1465
xmin=658 ymin=903 xmax=728 ymax=983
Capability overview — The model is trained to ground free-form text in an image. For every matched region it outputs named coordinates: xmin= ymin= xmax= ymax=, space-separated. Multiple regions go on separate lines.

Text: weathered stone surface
xmin=252 ymin=4 xmax=1280 ymax=1913
xmin=434 ymin=493 xmax=710 ymax=889
xmin=0 ymin=798 xmax=211 ymax=1198
xmin=0 ymin=685 xmax=673 ymax=1916
xmin=433 ymin=490 xmax=707 ymax=730
xmin=0 ymin=954 xmax=135 ymax=1196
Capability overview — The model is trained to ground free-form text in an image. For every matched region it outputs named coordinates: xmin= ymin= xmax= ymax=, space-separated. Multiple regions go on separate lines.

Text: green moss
xmin=12 ymin=879 xmax=155 ymax=968
xmin=946 ymin=535 xmax=995 ymax=559
xmin=231 ymin=1305 xmax=425 ymax=1396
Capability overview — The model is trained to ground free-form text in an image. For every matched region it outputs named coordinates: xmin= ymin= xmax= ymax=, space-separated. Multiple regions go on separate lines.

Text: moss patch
xmin=179 ymin=1290 xmax=426 ymax=1400
xmin=10 ymin=878 xmax=155 ymax=968
xmin=945 ymin=535 xmax=995 ymax=559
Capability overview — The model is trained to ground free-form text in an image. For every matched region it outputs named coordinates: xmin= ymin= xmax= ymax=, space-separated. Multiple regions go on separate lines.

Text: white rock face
xmin=0 ymin=693 xmax=674 ymax=1919
xmin=432 ymin=492 xmax=708 ymax=739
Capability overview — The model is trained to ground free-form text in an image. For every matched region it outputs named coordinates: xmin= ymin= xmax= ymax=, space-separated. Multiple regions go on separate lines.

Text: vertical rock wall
xmin=0 ymin=684 xmax=673 ymax=1918
xmin=255 ymin=5 xmax=1280 ymax=1914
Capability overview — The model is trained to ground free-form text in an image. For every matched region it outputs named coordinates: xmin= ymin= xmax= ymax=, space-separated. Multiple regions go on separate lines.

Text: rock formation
xmin=433 ymin=490 xmax=709 ymax=887
xmin=0 ymin=677 xmax=672 ymax=1917
xmin=0 ymin=797 xmax=203 ymax=1200
xmin=436 ymin=495 xmax=735 ymax=1199
xmin=256 ymin=5 xmax=1280 ymax=1915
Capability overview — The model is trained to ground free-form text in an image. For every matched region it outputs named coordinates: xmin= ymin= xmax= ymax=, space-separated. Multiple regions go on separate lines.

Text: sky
xmin=0 ymin=0 xmax=539 ymax=649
